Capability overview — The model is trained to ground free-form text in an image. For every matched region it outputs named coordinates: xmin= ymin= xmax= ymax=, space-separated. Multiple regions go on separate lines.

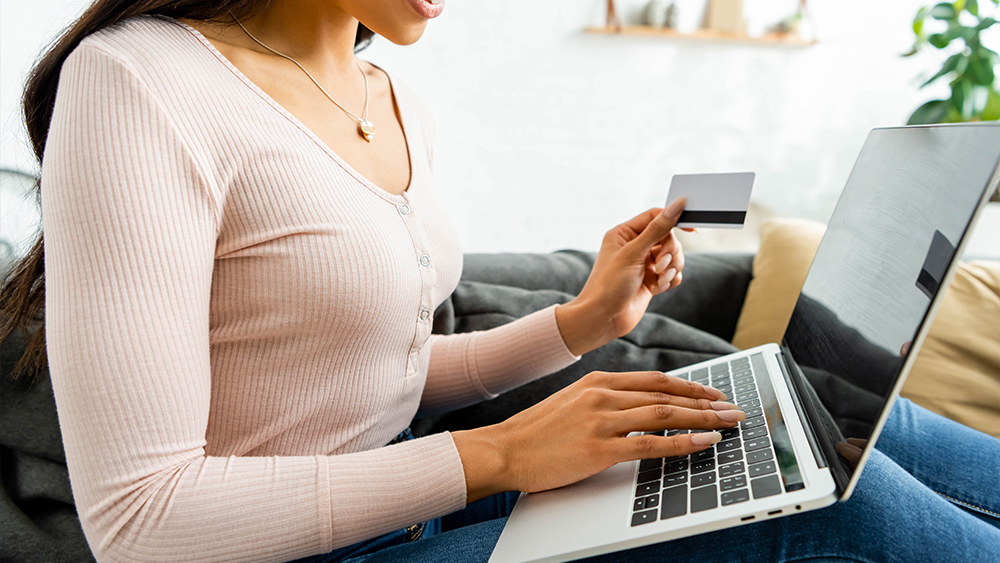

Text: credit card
xmin=666 ymin=172 xmax=755 ymax=229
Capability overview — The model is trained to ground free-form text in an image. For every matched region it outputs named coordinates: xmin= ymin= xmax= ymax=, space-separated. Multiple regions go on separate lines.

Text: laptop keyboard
xmin=630 ymin=356 xmax=784 ymax=527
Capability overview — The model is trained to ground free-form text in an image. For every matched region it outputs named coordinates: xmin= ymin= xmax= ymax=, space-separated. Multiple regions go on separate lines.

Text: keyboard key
xmin=717 ymin=438 xmax=741 ymax=453
xmin=721 ymin=489 xmax=751 ymax=506
xmin=691 ymin=368 xmax=709 ymax=381
xmin=719 ymin=474 xmax=747 ymax=491
xmin=751 ymin=475 xmax=782 ymax=499
xmin=691 ymin=472 xmax=717 ymax=487
xmin=720 ymin=427 xmax=740 ymax=440
xmin=735 ymin=383 xmax=756 ymax=394
xmin=633 ymin=498 xmax=646 ymax=511
xmin=741 ymin=398 xmax=761 ymax=409
xmin=733 ymin=375 xmax=755 ymax=387
xmin=660 ymin=485 xmax=688 ymax=519
xmin=745 ymin=437 xmax=771 ymax=452
xmin=736 ymin=390 xmax=759 ymax=403
xmin=666 ymin=429 xmax=688 ymax=436
xmin=743 ymin=407 xmax=763 ymax=418
xmin=747 ymin=449 xmax=774 ymax=464
xmin=645 ymin=494 xmax=660 ymax=509
xmin=691 ymin=459 xmax=716 ymax=474
xmin=749 ymin=461 xmax=776 ymax=478
xmin=741 ymin=416 xmax=766 ymax=429
xmin=743 ymin=426 xmax=768 ymax=439
xmin=637 ymin=468 xmax=662 ymax=484
xmin=714 ymin=385 xmax=733 ymax=396
xmin=673 ymin=372 xmax=690 ymax=381
xmin=664 ymin=471 xmax=688 ymax=486
xmin=718 ymin=450 xmax=743 ymax=465
xmin=710 ymin=364 xmax=729 ymax=375
xmin=645 ymin=430 xmax=665 ymax=436
xmin=711 ymin=375 xmax=732 ymax=385
xmin=632 ymin=509 xmax=658 ymax=526
xmin=664 ymin=459 xmax=689 ymax=474
xmin=638 ymin=458 xmax=662 ymax=472
xmin=719 ymin=461 xmax=745 ymax=477
xmin=691 ymin=484 xmax=719 ymax=513
xmin=636 ymin=481 xmax=661 ymax=497
xmin=663 ymin=454 xmax=687 ymax=463
xmin=691 ymin=448 xmax=715 ymax=463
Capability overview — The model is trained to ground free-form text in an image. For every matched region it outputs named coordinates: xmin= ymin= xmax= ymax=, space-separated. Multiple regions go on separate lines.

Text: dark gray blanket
xmin=1 ymin=251 xmax=751 ymax=562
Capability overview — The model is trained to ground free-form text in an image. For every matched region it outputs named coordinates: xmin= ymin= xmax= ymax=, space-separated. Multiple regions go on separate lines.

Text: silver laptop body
xmin=490 ymin=123 xmax=1000 ymax=563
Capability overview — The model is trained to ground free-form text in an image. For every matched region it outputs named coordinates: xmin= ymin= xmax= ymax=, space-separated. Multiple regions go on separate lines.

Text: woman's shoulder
xmin=71 ymin=15 xmax=208 ymax=83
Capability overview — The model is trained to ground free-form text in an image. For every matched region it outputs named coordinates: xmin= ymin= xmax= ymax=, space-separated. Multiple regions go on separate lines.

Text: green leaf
xmin=951 ymin=79 xmax=975 ymax=118
xmin=914 ymin=6 xmax=927 ymax=36
xmin=908 ymin=100 xmax=952 ymax=124
xmin=974 ymin=17 xmax=997 ymax=32
xmin=967 ymin=53 xmax=996 ymax=85
xmin=982 ymin=89 xmax=1000 ymax=121
xmin=921 ymin=53 xmax=964 ymax=87
xmin=929 ymin=33 xmax=951 ymax=48
xmin=929 ymin=2 xmax=958 ymax=20
xmin=966 ymin=0 xmax=979 ymax=15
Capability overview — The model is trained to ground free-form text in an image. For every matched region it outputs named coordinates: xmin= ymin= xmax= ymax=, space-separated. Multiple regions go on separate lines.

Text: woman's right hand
xmin=451 ymin=371 xmax=746 ymax=503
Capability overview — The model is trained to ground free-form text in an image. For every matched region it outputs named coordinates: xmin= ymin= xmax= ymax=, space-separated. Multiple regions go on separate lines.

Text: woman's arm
xmin=44 ymin=44 xmax=467 ymax=563
xmin=419 ymin=201 xmax=689 ymax=415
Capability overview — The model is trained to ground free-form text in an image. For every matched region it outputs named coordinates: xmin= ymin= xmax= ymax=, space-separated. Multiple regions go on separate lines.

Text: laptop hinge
xmin=774 ymin=351 xmax=827 ymax=469
xmin=776 ymin=345 xmax=851 ymax=495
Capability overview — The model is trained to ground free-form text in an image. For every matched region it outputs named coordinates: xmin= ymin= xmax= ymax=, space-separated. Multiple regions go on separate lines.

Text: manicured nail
xmin=658 ymin=268 xmax=678 ymax=288
xmin=717 ymin=410 xmax=747 ymax=422
xmin=703 ymin=385 xmax=726 ymax=400
xmin=664 ymin=197 xmax=686 ymax=219
xmin=654 ymin=254 xmax=672 ymax=274
xmin=691 ymin=431 xmax=722 ymax=445
xmin=711 ymin=401 xmax=739 ymax=411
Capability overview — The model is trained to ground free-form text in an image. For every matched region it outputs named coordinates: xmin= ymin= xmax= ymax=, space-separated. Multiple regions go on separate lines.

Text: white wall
xmin=2 ymin=0 xmax=987 ymax=254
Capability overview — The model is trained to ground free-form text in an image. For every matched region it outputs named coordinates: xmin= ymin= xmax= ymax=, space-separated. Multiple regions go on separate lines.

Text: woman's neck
xmin=230 ymin=0 xmax=361 ymax=75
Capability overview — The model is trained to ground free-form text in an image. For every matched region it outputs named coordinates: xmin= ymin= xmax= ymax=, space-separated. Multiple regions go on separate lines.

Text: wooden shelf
xmin=584 ymin=26 xmax=817 ymax=47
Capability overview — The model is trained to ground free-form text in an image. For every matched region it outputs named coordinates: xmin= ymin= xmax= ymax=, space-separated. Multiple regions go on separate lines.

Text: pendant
xmin=359 ymin=120 xmax=376 ymax=143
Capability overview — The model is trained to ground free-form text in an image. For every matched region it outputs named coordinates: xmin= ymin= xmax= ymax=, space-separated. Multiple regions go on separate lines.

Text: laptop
xmin=489 ymin=123 xmax=1000 ymax=563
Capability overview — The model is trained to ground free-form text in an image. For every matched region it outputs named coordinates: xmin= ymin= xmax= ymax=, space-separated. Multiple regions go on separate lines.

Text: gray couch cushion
xmin=414 ymin=252 xmax=751 ymax=436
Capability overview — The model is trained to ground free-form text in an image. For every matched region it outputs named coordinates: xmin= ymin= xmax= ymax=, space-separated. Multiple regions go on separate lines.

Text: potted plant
xmin=905 ymin=0 xmax=999 ymax=125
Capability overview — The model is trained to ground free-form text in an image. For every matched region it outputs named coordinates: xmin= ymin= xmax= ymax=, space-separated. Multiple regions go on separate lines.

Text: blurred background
xmin=2 ymin=0 xmax=998 ymax=259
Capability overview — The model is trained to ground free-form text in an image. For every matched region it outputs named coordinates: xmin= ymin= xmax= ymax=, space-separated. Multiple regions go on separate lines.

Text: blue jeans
xmin=294 ymin=399 xmax=1000 ymax=563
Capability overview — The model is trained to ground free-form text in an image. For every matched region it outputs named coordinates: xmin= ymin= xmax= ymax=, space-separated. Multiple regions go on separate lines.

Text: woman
xmin=1 ymin=1 xmax=996 ymax=562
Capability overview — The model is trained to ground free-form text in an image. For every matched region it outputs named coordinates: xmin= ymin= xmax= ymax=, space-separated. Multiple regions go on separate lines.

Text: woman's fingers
xmin=608 ymin=403 xmax=744 ymax=435
xmin=616 ymin=432 xmax=723 ymax=463
xmin=593 ymin=371 xmax=726 ymax=400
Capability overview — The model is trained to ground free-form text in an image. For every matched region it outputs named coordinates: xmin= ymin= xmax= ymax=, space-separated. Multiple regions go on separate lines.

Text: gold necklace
xmin=231 ymin=13 xmax=376 ymax=142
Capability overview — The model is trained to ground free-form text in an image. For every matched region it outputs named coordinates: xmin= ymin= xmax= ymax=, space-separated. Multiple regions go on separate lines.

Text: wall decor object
xmin=707 ymin=0 xmax=744 ymax=34
xmin=645 ymin=0 xmax=670 ymax=29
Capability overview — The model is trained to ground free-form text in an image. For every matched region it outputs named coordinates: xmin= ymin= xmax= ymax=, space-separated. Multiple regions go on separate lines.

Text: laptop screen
xmin=779 ymin=123 xmax=1000 ymax=493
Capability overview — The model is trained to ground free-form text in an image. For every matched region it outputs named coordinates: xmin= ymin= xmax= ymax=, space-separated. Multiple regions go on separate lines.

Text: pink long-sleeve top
xmin=41 ymin=15 xmax=579 ymax=563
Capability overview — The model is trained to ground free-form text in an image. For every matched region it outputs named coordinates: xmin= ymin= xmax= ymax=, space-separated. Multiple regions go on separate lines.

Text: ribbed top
xmin=41 ymin=16 xmax=578 ymax=563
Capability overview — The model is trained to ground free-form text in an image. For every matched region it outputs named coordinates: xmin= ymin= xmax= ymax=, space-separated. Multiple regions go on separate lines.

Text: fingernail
xmin=658 ymin=268 xmax=677 ymax=288
xmin=691 ymin=431 xmax=722 ymax=445
xmin=711 ymin=401 xmax=739 ymax=411
xmin=717 ymin=410 xmax=747 ymax=422
xmin=653 ymin=254 xmax=672 ymax=274
xmin=664 ymin=197 xmax=686 ymax=219
xmin=703 ymin=385 xmax=726 ymax=400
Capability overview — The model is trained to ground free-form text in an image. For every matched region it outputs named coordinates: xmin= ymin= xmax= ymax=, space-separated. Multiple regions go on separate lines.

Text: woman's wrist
xmin=451 ymin=425 xmax=511 ymax=504
xmin=554 ymin=298 xmax=617 ymax=357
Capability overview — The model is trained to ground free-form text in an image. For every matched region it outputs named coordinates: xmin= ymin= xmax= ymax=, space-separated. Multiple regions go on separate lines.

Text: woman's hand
xmin=555 ymin=197 xmax=688 ymax=356
xmin=451 ymin=370 xmax=745 ymax=502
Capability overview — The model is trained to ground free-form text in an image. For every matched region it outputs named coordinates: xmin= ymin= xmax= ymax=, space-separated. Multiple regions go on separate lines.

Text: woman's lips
xmin=405 ymin=0 xmax=445 ymax=19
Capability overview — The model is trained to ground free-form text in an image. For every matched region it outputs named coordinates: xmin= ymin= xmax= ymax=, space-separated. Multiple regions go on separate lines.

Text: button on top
xmin=419 ymin=309 xmax=430 ymax=320
xmin=398 ymin=204 xmax=411 ymax=215
xmin=419 ymin=255 xmax=430 ymax=267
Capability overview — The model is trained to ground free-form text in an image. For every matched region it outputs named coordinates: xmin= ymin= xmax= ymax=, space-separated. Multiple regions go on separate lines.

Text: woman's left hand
xmin=555 ymin=197 xmax=687 ymax=356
